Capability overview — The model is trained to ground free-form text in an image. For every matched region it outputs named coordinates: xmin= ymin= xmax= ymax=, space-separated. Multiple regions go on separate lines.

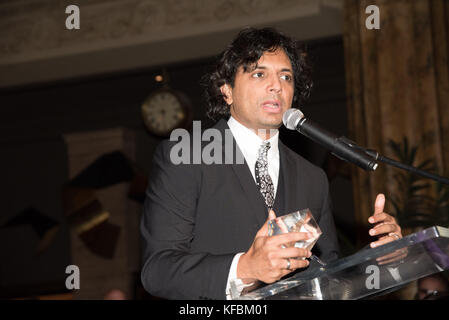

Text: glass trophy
xmin=268 ymin=208 xmax=322 ymax=252
xmin=230 ymin=208 xmax=322 ymax=299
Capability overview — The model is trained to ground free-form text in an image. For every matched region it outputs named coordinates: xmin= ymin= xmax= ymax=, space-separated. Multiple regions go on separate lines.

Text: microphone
xmin=283 ymin=108 xmax=378 ymax=171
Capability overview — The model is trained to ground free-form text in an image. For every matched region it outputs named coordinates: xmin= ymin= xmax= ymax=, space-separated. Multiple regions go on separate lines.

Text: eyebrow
xmin=253 ymin=65 xmax=293 ymax=73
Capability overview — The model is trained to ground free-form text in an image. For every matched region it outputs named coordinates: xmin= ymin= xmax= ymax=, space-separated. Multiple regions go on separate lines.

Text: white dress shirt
xmin=225 ymin=116 xmax=280 ymax=299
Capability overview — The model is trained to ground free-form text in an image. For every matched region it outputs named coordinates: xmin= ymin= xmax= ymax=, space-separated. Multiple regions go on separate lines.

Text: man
xmin=140 ymin=27 xmax=402 ymax=300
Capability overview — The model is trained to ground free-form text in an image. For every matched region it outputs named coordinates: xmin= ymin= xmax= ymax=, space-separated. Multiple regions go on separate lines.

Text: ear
xmin=220 ymin=83 xmax=233 ymax=106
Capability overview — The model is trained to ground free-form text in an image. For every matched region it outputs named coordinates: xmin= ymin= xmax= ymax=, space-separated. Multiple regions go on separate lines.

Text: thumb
xmin=255 ymin=209 xmax=277 ymax=237
xmin=374 ymin=193 xmax=385 ymax=215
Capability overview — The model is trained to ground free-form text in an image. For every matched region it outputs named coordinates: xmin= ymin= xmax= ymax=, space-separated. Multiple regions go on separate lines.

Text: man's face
xmin=221 ymin=49 xmax=294 ymax=133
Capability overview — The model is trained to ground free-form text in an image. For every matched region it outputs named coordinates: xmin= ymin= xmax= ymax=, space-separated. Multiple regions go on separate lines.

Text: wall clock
xmin=141 ymin=88 xmax=192 ymax=137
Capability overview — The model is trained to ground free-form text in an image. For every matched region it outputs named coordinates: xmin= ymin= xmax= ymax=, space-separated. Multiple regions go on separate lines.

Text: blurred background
xmin=0 ymin=0 xmax=448 ymax=300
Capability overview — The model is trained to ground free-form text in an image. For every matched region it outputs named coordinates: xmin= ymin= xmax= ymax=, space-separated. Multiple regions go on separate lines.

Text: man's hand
xmin=368 ymin=193 xmax=402 ymax=248
xmin=237 ymin=210 xmax=312 ymax=284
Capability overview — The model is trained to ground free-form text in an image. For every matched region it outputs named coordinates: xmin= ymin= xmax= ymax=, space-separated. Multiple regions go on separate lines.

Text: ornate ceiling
xmin=0 ymin=0 xmax=343 ymax=87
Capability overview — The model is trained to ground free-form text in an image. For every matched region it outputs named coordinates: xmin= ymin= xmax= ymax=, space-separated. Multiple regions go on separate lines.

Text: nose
xmin=267 ymin=74 xmax=282 ymax=94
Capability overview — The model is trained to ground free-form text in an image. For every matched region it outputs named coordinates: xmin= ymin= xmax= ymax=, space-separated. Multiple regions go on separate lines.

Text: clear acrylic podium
xmin=231 ymin=226 xmax=449 ymax=300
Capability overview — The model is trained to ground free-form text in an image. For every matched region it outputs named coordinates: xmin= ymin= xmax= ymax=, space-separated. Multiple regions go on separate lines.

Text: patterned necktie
xmin=255 ymin=141 xmax=275 ymax=210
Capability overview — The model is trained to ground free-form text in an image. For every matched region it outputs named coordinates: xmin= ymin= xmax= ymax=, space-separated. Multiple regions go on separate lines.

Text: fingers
xmin=276 ymin=217 xmax=289 ymax=234
xmin=368 ymin=212 xmax=395 ymax=224
xmin=376 ymin=248 xmax=408 ymax=265
xmin=268 ymin=209 xmax=276 ymax=221
xmin=377 ymin=253 xmax=407 ymax=266
xmin=249 ymin=210 xmax=314 ymax=283
xmin=368 ymin=210 xmax=402 ymax=245
xmin=369 ymin=221 xmax=399 ymax=237
xmin=255 ymin=209 xmax=277 ymax=238
xmin=255 ymin=219 xmax=271 ymax=238
xmin=269 ymin=232 xmax=312 ymax=247
xmin=245 ymin=226 xmax=312 ymax=283
xmin=374 ymin=193 xmax=385 ymax=215
xmin=283 ymin=257 xmax=310 ymax=270
xmin=370 ymin=233 xmax=401 ymax=248
xmin=266 ymin=255 xmax=310 ymax=282
xmin=368 ymin=194 xmax=395 ymax=226
xmin=273 ymin=247 xmax=312 ymax=260
xmin=367 ymin=194 xmax=402 ymax=245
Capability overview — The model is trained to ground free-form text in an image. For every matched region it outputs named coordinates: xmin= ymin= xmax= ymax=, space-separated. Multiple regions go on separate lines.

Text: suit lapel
xmin=272 ymin=165 xmax=285 ymax=216
xmin=214 ymin=119 xmax=270 ymax=226
xmin=275 ymin=141 xmax=307 ymax=215
xmin=229 ymin=159 xmax=269 ymax=226
xmin=212 ymin=120 xmax=311 ymax=226
xmin=213 ymin=120 xmax=309 ymax=225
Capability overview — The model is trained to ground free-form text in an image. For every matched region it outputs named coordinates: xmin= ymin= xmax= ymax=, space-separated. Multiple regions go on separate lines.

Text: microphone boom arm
xmin=364 ymin=149 xmax=449 ymax=185
xmin=283 ymin=108 xmax=449 ymax=184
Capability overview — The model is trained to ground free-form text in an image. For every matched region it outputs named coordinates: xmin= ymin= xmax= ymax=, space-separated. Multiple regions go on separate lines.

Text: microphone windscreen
xmin=283 ymin=108 xmax=304 ymax=130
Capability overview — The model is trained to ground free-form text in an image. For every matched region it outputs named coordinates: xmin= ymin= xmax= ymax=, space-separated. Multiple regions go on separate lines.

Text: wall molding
xmin=0 ymin=0 xmax=343 ymax=87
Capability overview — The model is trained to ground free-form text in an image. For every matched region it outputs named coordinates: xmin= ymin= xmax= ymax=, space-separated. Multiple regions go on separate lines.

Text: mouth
xmin=261 ymin=100 xmax=282 ymax=113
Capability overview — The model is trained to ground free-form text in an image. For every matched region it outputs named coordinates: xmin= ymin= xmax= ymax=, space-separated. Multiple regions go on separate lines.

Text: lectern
xmin=232 ymin=226 xmax=449 ymax=300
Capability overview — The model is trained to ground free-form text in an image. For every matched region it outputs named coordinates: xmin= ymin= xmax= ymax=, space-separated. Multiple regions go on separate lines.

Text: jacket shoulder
xmin=280 ymin=141 xmax=327 ymax=181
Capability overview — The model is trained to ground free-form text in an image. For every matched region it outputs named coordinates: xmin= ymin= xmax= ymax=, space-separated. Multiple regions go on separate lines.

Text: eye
xmin=252 ymin=72 xmax=264 ymax=78
xmin=281 ymin=74 xmax=293 ymax=81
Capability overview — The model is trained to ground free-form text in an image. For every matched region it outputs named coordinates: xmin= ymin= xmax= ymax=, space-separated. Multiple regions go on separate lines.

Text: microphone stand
xmin=335 ymin=136 xmax=449 ymax=184
xmin=364 ymin=149 xmax=449 ymax=185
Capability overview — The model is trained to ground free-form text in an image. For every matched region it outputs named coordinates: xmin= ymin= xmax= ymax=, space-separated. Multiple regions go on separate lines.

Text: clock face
xmin=141 ymin=90 xmax=187 ymax=136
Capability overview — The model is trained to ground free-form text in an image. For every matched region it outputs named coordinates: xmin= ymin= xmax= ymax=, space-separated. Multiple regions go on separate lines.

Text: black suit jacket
xmin=140 ymin=119 xmax=339 ymax=300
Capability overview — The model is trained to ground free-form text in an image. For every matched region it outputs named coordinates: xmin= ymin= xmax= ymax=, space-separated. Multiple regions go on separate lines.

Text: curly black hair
xmin=202 ymin=27 xmax=313 ymax=122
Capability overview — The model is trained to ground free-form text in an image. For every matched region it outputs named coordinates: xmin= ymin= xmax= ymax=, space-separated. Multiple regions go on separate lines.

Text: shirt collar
xmin=227 ymin=116 xmax=279 ymax=156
